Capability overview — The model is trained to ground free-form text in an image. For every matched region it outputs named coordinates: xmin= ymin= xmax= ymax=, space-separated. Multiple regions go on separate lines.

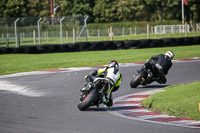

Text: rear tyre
xmin=130 ymin=71 xmax=148 ymax=88
xmin=77 ymin=89 xmax=99 ymax=111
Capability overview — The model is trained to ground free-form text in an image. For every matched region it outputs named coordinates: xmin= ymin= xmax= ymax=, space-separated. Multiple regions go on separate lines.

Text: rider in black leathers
xmin=139 ymin=51 xmax=174 ymax=84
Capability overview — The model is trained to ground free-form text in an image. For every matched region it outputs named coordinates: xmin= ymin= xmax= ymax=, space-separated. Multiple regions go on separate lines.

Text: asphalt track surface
xmin=0 ymin=59 xmax=200 ymax=133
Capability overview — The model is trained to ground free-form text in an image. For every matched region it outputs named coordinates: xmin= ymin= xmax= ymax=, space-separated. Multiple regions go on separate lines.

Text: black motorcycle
xmin=77 ymin=75 xmax=109 ymax=111
xmin=130 ymin=64 xmax=161 ymax=88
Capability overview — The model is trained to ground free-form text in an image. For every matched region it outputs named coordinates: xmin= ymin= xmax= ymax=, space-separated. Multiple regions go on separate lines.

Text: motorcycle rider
xmin=82 ymin=60 xmax=122 ymax=108
xmin=138 ymin=51 xmax=174 ymax=84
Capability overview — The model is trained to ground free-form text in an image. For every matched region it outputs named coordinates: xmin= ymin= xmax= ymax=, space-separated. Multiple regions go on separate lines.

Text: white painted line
xmin=120 ymin=109 xmax=151 ymax=113
xmin=113 ymin=104 xmax=141 ymax=107
xmin=137 ymin=115 xmax=175 ymax=120
xmin=65 ymin=67 xmax=96 ymax=71
xmin=0 ymin=80 xmax=45 ymax=97
xmin=169 ymin=120 xmax=198 ymax=125
xmin=119 ymin=63 xmax=142 ymax=67
xmin=0 ymin=71 xmax=52 ymax=79
xmin=108 ymin=88 xmax=200 ymax=129
xmin=118 ymin=98 xmax=147 ymax=101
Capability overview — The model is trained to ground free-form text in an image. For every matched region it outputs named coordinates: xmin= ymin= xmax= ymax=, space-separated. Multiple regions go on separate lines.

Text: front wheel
xmin=130 ymin=71 xmax=148 ymax=88
xmin=77 ymin=89 xmax=99 ymax=111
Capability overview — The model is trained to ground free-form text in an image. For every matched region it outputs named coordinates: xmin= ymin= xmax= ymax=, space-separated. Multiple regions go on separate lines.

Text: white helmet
xmin=165 ymin=51 xmax=174 ymax=60
xmin=108 ymin=60 xmax=119 ymax=68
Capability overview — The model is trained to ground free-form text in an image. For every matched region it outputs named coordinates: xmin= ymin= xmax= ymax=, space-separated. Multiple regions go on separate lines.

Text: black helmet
xmin=108 ymin=60 xmax=119 ymax=68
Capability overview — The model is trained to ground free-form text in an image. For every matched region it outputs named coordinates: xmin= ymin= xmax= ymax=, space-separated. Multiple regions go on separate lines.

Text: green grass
xmin=0 ymin=45 xmax=200 ymax=75
xmin=142 ymin=81 xmax=200 ymax=120
xmin=0 ymin=44 xmax=200 ymax=121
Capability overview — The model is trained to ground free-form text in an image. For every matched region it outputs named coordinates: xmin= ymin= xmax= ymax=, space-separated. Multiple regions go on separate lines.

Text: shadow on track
xmin=82 ymin=85 xmax=169 ymax=112
xmin=87 ymin=107 xmax=107 ymax=112
xmin=135 ymin=84 xmax=169 ymax=89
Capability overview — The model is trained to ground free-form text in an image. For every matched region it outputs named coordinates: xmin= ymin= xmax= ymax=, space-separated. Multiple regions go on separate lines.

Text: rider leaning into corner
xmin=83 ymin=60 xmax=122 ymax=108
xmin=138 ymin=51 xmax=174 ymax=84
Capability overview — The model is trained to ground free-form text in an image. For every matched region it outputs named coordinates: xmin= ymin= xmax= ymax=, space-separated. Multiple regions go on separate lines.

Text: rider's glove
xmin=146 ymin=59 xmax=150 ymax=64
xmin=84 ymin=75 xmax=88 ymax=79
xmin=144 ymin=59 xmax=150 ymax=68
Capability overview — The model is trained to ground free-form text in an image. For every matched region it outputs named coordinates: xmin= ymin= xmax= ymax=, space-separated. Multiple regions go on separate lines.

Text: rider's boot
xmin=102 ymin=94 xmax=113 ymax=108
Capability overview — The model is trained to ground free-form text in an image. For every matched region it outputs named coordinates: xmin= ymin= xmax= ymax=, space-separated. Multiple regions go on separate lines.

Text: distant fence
xmin=154 ymin=24 xmax=190 ymax=34
xmin=0 ymin=16 xmax=86 ymax=47
xmin=0 ymin=17 xmax=200 ymax=48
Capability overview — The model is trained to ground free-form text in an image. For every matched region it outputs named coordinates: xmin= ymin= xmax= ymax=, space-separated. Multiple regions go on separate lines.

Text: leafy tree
xmin=188 ymin=0 xmax=200 ymax=23
xmin=144 ymin=0 xmax=180 ymax=22
xmin=0 ymin=0 xmax=28 ymax=17
xmin=113 ymin=0 xmax=138 ymax=21
xmin=93 ymin=0 xmax=117 ymax=22
xmin=0 ymin=0 xmax=199 ymax=24
xmin=0 ymin=0 xmax=6 ymax=17
xmin=59 ymin=0 xmax=74 ymax=16
xmin=27 ymin=0 xmax=50 ymax=17
xmin=59 ymin=0 xmax=94 ymax=22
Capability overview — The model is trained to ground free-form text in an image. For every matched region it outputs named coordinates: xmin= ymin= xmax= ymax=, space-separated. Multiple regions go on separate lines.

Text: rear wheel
xmin=77 ymin=89 xmax=99 ymax=111
xmin=130 ymin=71 xmax=148 ymax=88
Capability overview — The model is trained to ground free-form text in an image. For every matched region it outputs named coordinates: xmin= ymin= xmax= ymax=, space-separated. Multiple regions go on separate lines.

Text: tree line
xmin=0 ymin=0 xmax=199 ymax=23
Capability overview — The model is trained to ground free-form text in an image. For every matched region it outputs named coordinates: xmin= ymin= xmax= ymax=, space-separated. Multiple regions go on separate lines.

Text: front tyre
xmin=77 ymin=89 xmax=99 ymax=111
xmin=130 ymin=71 xmax=147 ymax=88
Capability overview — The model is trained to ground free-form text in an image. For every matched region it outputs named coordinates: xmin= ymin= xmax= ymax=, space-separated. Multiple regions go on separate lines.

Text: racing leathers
xmin=140 ymin=54 xmax=172 ymax=84
xmin=84 ymin=66 xmax=122 ymax=108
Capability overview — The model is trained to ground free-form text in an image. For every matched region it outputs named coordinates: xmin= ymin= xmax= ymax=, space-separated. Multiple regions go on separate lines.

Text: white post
xmin=154 ymin=26 xmax=157 ymax=34
xmin=37 ymin=17 xmax=42 ymax=45
xmin=33 ymin=30 xmax=36 ymax=45
xmin=66 ymin=31 xmax=68 ymax=38
xmin=147 ymin=24 xmax=150 ymax=39
xmin=47 ymin=31 xmax=49 ymax=42
xmin=76 ymin=16 xmax=89 ymax=42
xmin=23 ymin=32 xmax=25 ymax=40
xmin=196 ymin=23 xmax=199 ymax=32
xmin=110 ymin=26 xmax=113 ymax=41
xmin=129 ymin=27 xmax=132 ymax=35
xmin=87 ymin=30 xmax=89 ymax=38
xmin=182 ymin=0 xmax=184 ymax=24
xmin=122 ymin=27 xmax=124 ymax=36
xmin=54 ymin=6 xmax=59 ymax=14
xmin=60 ymin=17 xmax=65 ymax=44
xmin=134 ymin=27 xmax=137 ymax=35
xmin=185 ymin=22 xmax=188 ymax=37
xmin=84 ymin=16 xmax=89 ymax=42
xmin=98 ymin=29 xmax=100 ymax=38
xmin=164 ymin=26 xmax=166 ymax=34
xmin=14 ymin=18 xmax=20 ymax=47
xmin=73 ymin=28 xmax=76 ymax=43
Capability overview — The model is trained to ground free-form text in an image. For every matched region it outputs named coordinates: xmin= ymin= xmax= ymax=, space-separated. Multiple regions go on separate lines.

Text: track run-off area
xmin=0 ymin=58 xmax=200 ymax=133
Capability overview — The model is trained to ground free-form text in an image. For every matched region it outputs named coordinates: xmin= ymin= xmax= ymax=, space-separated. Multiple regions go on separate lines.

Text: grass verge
xmin=142 ymin=81 xmax=200 ymax=120
xmin=0 ymin=45 xmax=200 ymax=75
